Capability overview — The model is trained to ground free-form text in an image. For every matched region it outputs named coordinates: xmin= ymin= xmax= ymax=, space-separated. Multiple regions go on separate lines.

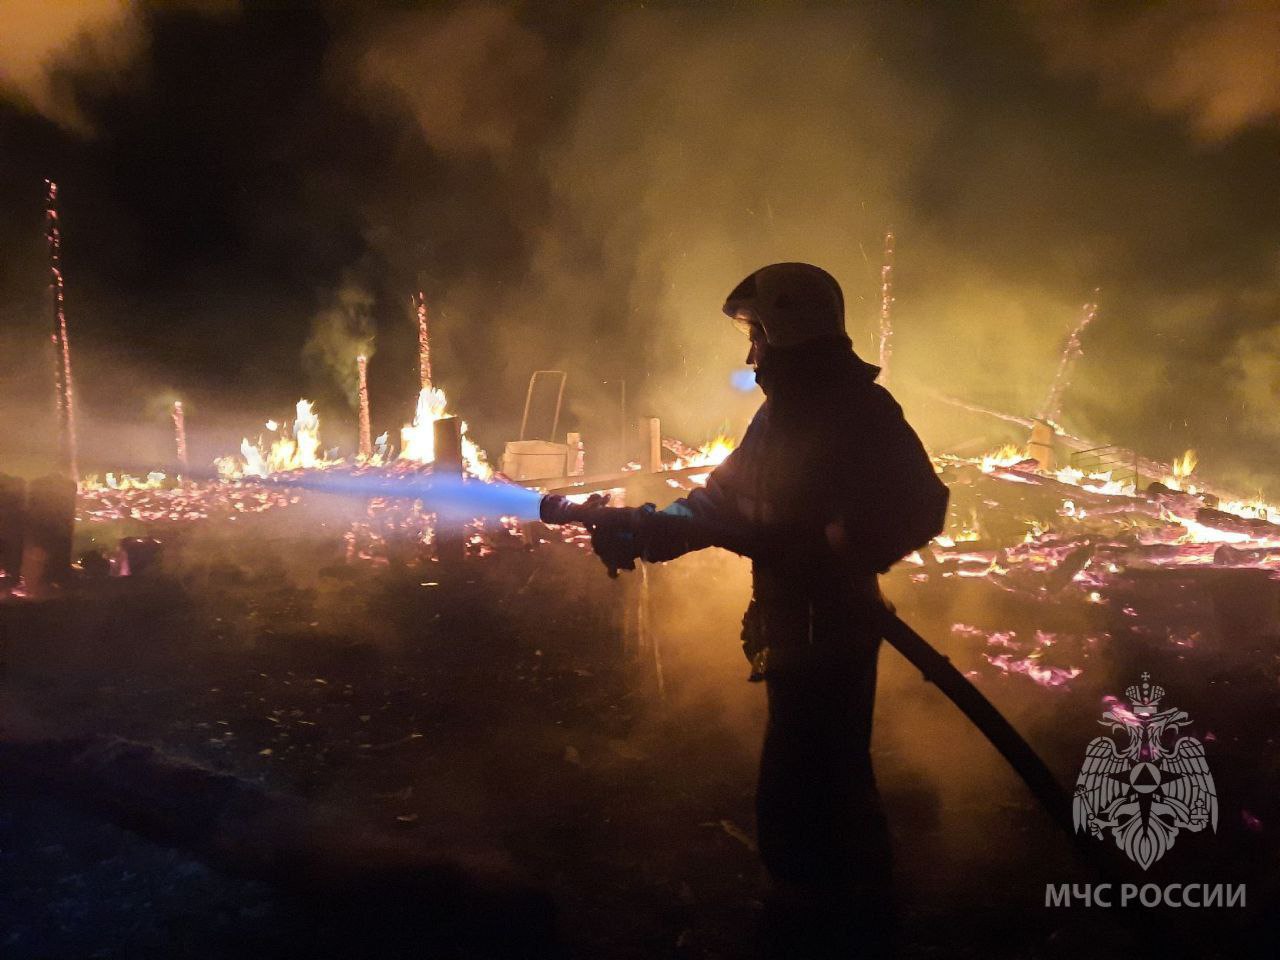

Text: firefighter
xmin=545 ymin=262 xmax=947 ymax=956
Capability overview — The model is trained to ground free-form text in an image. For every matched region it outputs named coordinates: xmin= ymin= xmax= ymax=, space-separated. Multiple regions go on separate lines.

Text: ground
xmin=2 ymin=505 xmax=1278 ymax=959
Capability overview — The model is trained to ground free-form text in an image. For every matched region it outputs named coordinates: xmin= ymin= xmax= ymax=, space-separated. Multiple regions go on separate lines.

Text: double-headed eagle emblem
xmin=1073 ymin=673 xmax=1217 ymax=870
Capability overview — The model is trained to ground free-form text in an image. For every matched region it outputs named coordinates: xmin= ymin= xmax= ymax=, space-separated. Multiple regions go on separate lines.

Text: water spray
xmin=263 ymin=468 xmax=543 ymax=523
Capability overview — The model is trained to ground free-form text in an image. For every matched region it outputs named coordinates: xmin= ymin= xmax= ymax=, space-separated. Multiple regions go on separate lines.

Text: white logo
xmin=1073 ymin=673 xmax=1217 ymax=870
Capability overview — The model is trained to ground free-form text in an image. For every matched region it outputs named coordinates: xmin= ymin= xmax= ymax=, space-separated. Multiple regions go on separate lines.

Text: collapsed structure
xmin=5 ymin=214 xmax=1276 ymax=682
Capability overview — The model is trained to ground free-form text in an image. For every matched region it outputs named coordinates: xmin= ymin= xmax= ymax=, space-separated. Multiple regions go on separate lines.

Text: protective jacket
xmin=640 ymin=336 xmax=947 ymax=671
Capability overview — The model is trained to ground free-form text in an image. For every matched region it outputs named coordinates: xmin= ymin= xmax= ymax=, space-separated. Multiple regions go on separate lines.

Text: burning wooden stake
xmin=1041 ymin=291 xmax=1099 ymax=426
xmin=413 ymin=291 xmax=432 ymax=391
xmin=172 ymin=401 xmax=189 ymax=477
xmin=45 ymin=180 xmax=78 ymax=480
xmin=877 ymin=229 xmax=895 ymax=386
xmin=356 ymin=355 xmax=372 ymax=459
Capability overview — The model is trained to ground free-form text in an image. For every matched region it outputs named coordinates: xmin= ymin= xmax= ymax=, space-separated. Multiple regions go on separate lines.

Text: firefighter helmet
xmin=721 ymin=262 xmax=845 ymax=347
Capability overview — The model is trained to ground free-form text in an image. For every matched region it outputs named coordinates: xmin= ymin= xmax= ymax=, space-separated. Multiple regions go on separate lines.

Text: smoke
xmin=1233 ymin=322 xmax=1280 ymax=444
xmin=355 ymin=2 xmax=549 ymax=161
xmin=0 ymin=0 xmax=141 ymax=133
xmin=1025 ymin=1 xmax=1280 ymax=143
xmin=0 ymin=0 xmax=239 ymax=134
xmin=303 ymin=279 xmax=376 ymax=410
xmin=345 ymin=4 xmax=945 ymax=446
xmin=1 ymin=2 xmax=1277 ymax=495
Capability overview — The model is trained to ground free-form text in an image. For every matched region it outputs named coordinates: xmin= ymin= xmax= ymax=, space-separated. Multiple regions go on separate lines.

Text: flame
xmin=400 ymin=387 xmax=450 ymax=462
xmin=399 ymin=387 xmax=493 ymax=480
xmin=1175 ymin=516 xmax=1254 ymax=545
xmin=667 ymin=433 xmax=737 ymax=485
xmin=1218 ymin=497 xmax=1279 ymax=524
xmin=218 ymin=399 xmax=332 ymax=479
xmin=81 ymin=471 xmax=168 ymax=492
xmin=1162 ymin=448 xmax=1199 ymax=490
xmin=1054 ymin=466 xmax=1133 ymax=496
xmin=1172 ymin=448 xmax=1198 ymax=479
xmin=979 ymin=444 xmax=1027 ymax=473
xmin=674 ymin=434 xmax=736 ymax=470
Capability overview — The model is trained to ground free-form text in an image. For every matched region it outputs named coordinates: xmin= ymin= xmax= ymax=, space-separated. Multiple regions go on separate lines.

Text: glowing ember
xmin=985 ymin=654 xmax=1083 ymax=688
xmin=78 ymin=477 xmax=297 ymax=523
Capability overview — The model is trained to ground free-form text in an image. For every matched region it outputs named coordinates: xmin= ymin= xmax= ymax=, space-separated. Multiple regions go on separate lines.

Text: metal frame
xmin=518 ymin=370 xmax=567 ymax=442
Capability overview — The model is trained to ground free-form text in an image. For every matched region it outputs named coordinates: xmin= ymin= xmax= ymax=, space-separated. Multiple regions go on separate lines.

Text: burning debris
xmin=920 ymin=443 xmax=1280 ymax=690
xmin=215 ymin=401 xmax=335 ymax=483
xmin=399 ymin=387 xmax=492 ymax=479
xmin=77 ymin=478 xmax=299 ymax=524
xmin=15 ymin=192 xmax=1278 ymax=704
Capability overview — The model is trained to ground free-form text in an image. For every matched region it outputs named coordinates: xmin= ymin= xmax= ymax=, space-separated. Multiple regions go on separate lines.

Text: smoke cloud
xmin=1026 ymin=2 xmax=1280 ymax=143
xmin=0 ymin=2 xmax=1277 ymax=498
xmin=355 ymin=2 xmax=549 ymax=161
xmin=0 ymin=0 xmax=238 ymax=134
xmin=0 ymin=0 xmax=141 ymax=133
xmin=303 ymin=279 xmax=376 ymax=410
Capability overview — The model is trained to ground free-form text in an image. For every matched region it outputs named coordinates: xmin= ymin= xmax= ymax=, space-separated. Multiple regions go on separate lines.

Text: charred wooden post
xmin=0 ymin=474 xmax=26 ymax=580
xmin=1027 ymin=419 xmax=1056 ymax=471
xmin=641 ymin=417 xmax=662 ymax=473
xmin=19 ymin=473 xmax=76 ymax=590
xmin=566 ymin=432 xmax=585 ymax=476
xmin=433 ymin=416 xmax=465 ymax=568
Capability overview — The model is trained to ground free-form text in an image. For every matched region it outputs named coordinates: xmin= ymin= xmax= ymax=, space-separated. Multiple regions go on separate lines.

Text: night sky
xmin=1 ymin=2 xmax=1277 ymax=492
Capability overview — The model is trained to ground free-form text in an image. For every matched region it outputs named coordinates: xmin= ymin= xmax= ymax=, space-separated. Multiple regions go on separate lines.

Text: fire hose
xmin=536 ymin=493 xmax=1080 ymax=841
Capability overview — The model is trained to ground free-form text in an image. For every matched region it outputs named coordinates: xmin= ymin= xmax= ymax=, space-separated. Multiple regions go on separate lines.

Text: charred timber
xmin=19 ymin=473 xmax=76 ymax=589
xmin=0 ymin=474 xmax=25 ymax=579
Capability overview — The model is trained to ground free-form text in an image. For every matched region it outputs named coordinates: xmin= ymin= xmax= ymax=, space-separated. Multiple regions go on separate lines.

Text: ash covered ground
xmin=2 ymin=499 xmax=1279 ymax=959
